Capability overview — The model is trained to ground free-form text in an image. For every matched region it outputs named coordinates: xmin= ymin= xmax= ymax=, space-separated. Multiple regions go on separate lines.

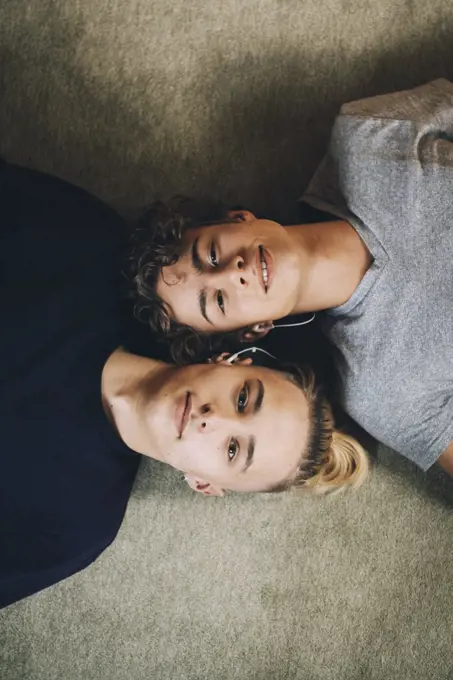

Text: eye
xmin=237 ymin=383 xmax=249 ymax=413
xmin=217 ymin=290 xmax=225 ymax=314
xmin=227 ymin=437 xmax=239 ymax=461
xmin=209 ymin=243 xmax=219 ymax=267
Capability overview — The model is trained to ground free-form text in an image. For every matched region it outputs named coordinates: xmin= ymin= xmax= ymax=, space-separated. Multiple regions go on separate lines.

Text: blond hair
xmin=273 ymin=367 xmax=369 ymax=495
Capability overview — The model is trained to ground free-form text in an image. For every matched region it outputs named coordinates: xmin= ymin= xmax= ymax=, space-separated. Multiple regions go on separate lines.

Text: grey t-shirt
xmin=302 ymin=78 xmax=453 ymax=470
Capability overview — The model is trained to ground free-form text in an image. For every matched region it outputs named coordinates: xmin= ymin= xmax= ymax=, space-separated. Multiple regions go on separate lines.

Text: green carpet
xmin=1 ymin=1 xmax=453 ymax=678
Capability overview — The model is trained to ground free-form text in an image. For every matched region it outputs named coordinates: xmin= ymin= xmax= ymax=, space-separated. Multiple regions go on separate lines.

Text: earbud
xmin=251 ymin=313 xmax=316 ymax=334
xmin=251 ymin=321 xmax=273 ymax=333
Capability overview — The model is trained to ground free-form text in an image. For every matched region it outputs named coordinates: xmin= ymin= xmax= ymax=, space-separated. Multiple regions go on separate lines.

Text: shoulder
xmin=1 ymin=161 xmax=126 ymax=241
xmin=1 ymin=162 xmax=127 ymax=292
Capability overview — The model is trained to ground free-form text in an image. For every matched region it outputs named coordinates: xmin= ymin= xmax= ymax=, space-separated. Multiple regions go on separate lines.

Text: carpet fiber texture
xmin=1 ymin=2 xmax=453 ymax=679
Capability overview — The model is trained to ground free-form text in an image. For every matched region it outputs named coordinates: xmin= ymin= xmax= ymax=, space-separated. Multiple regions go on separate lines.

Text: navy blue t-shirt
xmin=0 ymin=161 xmax=142 ymax=608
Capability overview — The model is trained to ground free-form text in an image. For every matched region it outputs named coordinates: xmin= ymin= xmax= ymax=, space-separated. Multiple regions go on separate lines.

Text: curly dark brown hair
xmin=125 ymin=196 xmax=248 ymax=363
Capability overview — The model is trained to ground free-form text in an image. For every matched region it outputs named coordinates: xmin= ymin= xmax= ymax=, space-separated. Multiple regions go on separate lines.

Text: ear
xmin=184 ymin=474 xmax=225 ymax=497
xmin=239 ymin=321 xmax=274 ymax=343
xmin=227 ymin=209 xmax=256 ymax=223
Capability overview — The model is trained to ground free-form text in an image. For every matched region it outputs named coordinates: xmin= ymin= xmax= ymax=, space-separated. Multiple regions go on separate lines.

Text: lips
xmin=257 ymin=245 xmax=273 ymax=293
xmin=175 ymin=392 xmax=191 ymax=438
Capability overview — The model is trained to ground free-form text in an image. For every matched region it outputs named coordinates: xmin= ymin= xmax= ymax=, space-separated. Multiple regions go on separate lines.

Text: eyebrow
xmin=253 ymin=380 xmax=264 ymax=413
xmin=243 ymin=436 xmax=256 ymax=472
xmin=197 ymin=290 xmax=212 ymax=325
xmin=192 ymin=239 xmax=214 ymax=326
xmin=242 ymin=381 xmax=264 ymax=472
xmin=191 ymin=237 xmax=204 ymax=273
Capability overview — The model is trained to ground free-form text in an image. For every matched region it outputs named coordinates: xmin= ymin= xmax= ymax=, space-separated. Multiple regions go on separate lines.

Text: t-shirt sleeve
xmin=302 ymin=79 xmax=453 ymax=218
xmin=382 ymin=389 xmax=453 ymax=472
xmin=339 ymin=78 xmax=453 ymax=126
xmin=340 ymin=375 xmax=453 ymax=472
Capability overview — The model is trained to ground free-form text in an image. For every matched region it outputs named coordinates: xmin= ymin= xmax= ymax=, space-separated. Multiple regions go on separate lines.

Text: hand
xmin=207 ymin=352 xmax=252 ymax=366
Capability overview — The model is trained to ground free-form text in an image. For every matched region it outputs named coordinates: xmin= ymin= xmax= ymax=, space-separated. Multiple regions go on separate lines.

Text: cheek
xmin=178 ymin=438 xmax=224 ymax=476
xmin=235 ymin=297 xmax=266 ymax=319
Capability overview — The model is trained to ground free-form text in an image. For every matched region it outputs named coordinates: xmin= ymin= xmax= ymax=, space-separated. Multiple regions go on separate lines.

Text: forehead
xmin=155 ymin=240 xmax=200 ymax=324
xmin=182 ymin=222 xmax=237 ymax=245
xmin=238 ymin=372 xmax=310 ymax=490
xmin=155 ymin=223 xmax=245 ymax=329
xmin=259 ymin=377 xmax=309 ymax=448
xmin=157 ymin=223 xmax=231 ymax=282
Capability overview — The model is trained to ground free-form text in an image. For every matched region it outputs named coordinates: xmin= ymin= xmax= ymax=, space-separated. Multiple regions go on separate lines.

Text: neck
xmin=101 ymin=347 xmax=172 ymax=459
xmin=284 ymin=220 xmax=372 ymax=313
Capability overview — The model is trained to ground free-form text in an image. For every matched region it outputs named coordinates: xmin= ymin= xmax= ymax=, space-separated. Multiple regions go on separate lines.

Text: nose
xmin=221 ymin=255 xmax=248 ymax=290
xmin=193 ymin=403 xmax=226 ymax=434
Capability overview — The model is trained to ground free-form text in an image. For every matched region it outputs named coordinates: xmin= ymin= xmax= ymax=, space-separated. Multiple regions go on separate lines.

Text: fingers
xmin=207 ymin=353 xmax=253 ymax=366
xmin=207 ymin=352 xmax=227 ymax=364
xmin=207 ymin=352 xmax=229 ymax=364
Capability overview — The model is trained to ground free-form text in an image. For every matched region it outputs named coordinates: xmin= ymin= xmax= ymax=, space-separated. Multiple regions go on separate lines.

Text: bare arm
xmin=437 ymin=443 xmax=453 ymax=476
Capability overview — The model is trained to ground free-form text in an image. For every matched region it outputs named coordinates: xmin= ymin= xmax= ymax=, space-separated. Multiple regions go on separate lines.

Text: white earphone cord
xmin=226 ymin=346 xmax=278 ymax=363
xmin=226 ymin=314 xmax=316 ymax=363
xmin=273 ymin=312 xmax=316 ymax=329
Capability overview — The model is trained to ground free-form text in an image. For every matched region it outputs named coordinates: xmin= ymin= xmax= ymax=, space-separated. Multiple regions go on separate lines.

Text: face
xmin=155 ymin=214 xmax=302 ymax=332
xmin=139 ymin=362 xmax=310 ymax=493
